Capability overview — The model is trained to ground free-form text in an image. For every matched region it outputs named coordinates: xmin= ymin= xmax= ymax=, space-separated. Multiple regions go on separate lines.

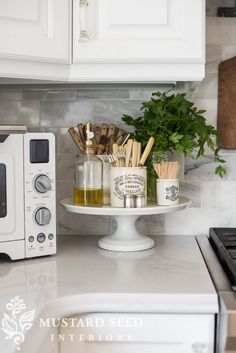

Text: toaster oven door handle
xmin=225 ymin=337 xmax=236 ymax=353
xmin=0 ymin=125 xmax=27 ymax=134
xmin=0 ymin=125 xmax=27 ymax=142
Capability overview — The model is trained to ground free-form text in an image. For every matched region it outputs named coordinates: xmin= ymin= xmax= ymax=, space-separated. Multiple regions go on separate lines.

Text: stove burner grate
xmin=209 ymin=228 xmax=236 ymax=290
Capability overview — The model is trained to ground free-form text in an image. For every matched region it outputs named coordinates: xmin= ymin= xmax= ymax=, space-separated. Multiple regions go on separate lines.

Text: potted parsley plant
xmin=122 ymin=90 xmax=226 ymax=199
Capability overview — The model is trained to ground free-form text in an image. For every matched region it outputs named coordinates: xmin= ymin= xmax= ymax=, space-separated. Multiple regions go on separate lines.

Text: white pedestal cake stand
xmin=60 ymin=197 xmax=191 ymax=252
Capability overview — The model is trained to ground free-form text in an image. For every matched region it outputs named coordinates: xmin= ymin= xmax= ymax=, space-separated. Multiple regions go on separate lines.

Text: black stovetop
xmin=209 ymin=228 xmax=236 ymax=290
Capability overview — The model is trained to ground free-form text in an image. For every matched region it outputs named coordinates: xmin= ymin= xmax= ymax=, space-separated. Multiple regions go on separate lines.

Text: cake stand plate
xmin=60 ymin=197 xmax=191 ymax=252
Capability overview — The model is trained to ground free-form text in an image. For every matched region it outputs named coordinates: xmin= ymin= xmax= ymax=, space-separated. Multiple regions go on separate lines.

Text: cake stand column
xmin=98 ymin=215 xmax=154 ymax=252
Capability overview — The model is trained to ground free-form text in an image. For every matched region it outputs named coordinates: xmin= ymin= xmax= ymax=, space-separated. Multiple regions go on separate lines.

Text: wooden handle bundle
xmin=154 ymin=161 xmax=180 ymax=179
xmin=111 ymin=136 xmax=155 ymax=168
xmin=68 ymin=122 xmax=129 ymax=155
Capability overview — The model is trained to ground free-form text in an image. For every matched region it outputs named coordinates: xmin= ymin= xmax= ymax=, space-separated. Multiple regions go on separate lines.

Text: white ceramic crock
xmin=110 ymin=167 xmax=147 ymax=208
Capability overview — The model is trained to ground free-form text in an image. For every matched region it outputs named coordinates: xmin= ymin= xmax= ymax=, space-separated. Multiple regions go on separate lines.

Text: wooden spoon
xmin=138 ymin=137 xmax=155 ymax=166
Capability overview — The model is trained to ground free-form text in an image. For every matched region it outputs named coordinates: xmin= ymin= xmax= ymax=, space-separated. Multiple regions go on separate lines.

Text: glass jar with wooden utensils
xmin=69 ymin=122 xmax=130 ymax=206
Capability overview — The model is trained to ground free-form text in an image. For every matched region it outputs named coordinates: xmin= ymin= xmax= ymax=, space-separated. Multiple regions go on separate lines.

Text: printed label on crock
xmin=165 ymin=185 xmax=179 ymax=201
xmin=113 ymin=174 xmax=146 ymax=200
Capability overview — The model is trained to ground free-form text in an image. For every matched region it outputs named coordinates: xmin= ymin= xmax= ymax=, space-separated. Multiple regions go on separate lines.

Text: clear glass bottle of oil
xmin=74 ymin=137 xmax=103 ymax=207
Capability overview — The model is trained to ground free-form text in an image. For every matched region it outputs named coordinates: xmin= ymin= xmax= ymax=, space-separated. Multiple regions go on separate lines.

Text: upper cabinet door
xmin=0 ymin=0 xmax=71 ymax=63
xmin=72 ymin=0 xmax=205 ymax=82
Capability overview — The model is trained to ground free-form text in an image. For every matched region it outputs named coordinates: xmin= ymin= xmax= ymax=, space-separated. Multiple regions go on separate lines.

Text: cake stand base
xmin=98 ymin=215 xmax=155 ymax=252
xmin=60 ymin=197 xmax=191 ymax=253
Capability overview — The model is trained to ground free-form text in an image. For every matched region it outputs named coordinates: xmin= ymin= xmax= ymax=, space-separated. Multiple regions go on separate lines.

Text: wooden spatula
xmin=131 ymin=141 xmax=139 ymax=167
xmin=125 ymin=139 xmax=133 ymax=167
xmin=68 ymin=127 xmax=84 ymax=152
xmin=107 ymin=124 xmax=116 ymax=138
xmin=137 ymin=142 xmax=142 ymax=165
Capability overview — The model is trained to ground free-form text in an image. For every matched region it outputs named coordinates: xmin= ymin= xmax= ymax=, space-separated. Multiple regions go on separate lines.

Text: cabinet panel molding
xmin=0 ymin=0 xmax=205 ymax=82
xmin=73 ymin=0 xmax=205 ymax=63
xmin=0 ymin=0 xmax=71 ymax=64
xmin=0 ymin=0 xmax=39 ymax=21
xmin=60 ymin=313 xmax=215 ymax=353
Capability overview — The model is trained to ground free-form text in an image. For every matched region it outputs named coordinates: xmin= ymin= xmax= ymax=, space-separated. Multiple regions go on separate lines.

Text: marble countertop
xmin=0 ymin=235 xmax=218 ymax=353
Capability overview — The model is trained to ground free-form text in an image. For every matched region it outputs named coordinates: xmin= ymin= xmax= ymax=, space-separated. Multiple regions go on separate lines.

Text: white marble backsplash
xmin=0 ymin=17 xmax=236 ymax=236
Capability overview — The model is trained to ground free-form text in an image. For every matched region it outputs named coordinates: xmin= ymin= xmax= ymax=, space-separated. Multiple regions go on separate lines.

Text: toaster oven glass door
xmin=0 ymin=135 xmax=25 ymax=242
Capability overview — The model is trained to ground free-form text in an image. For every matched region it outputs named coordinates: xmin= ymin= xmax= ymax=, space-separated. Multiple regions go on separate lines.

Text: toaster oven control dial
xmin=35 ymin=207 xmax=51 ymax=226
xmin=34 ymin=175 xmax=52 ymax=193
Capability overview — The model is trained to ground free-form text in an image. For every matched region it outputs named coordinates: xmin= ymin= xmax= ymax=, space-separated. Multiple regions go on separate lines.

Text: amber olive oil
xmin=74 ymin=188 xmax=103 ymax=207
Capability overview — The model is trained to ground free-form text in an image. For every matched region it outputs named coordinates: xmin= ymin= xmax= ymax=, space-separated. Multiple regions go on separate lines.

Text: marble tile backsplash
xmin=0 ymin=18 xmax=236 ymax=236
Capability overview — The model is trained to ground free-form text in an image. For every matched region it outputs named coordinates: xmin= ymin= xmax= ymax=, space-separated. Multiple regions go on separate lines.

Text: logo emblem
xmin=1 ymin=296 xmax=35 ymax=350
xmin=113 ymin=174 xmax=146 ymax=200
xmin=166 ymin=185 xmax=179 ymax=201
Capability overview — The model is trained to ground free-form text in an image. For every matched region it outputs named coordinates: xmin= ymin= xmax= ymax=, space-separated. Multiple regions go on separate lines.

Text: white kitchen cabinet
xmin=71 ymin=0 xmax=205 ymax=82
xmin=0 ymin=0 xmax=71 ymax=64
xmin=59 ymin=313 xmax=215 ymax=353
xmin=0 ymin=0 xmax=205 ymax=82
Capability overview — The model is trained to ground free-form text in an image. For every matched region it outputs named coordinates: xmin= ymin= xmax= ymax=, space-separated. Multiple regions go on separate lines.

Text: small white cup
xmin=156 ymin=179 xmax=179 ymax=206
